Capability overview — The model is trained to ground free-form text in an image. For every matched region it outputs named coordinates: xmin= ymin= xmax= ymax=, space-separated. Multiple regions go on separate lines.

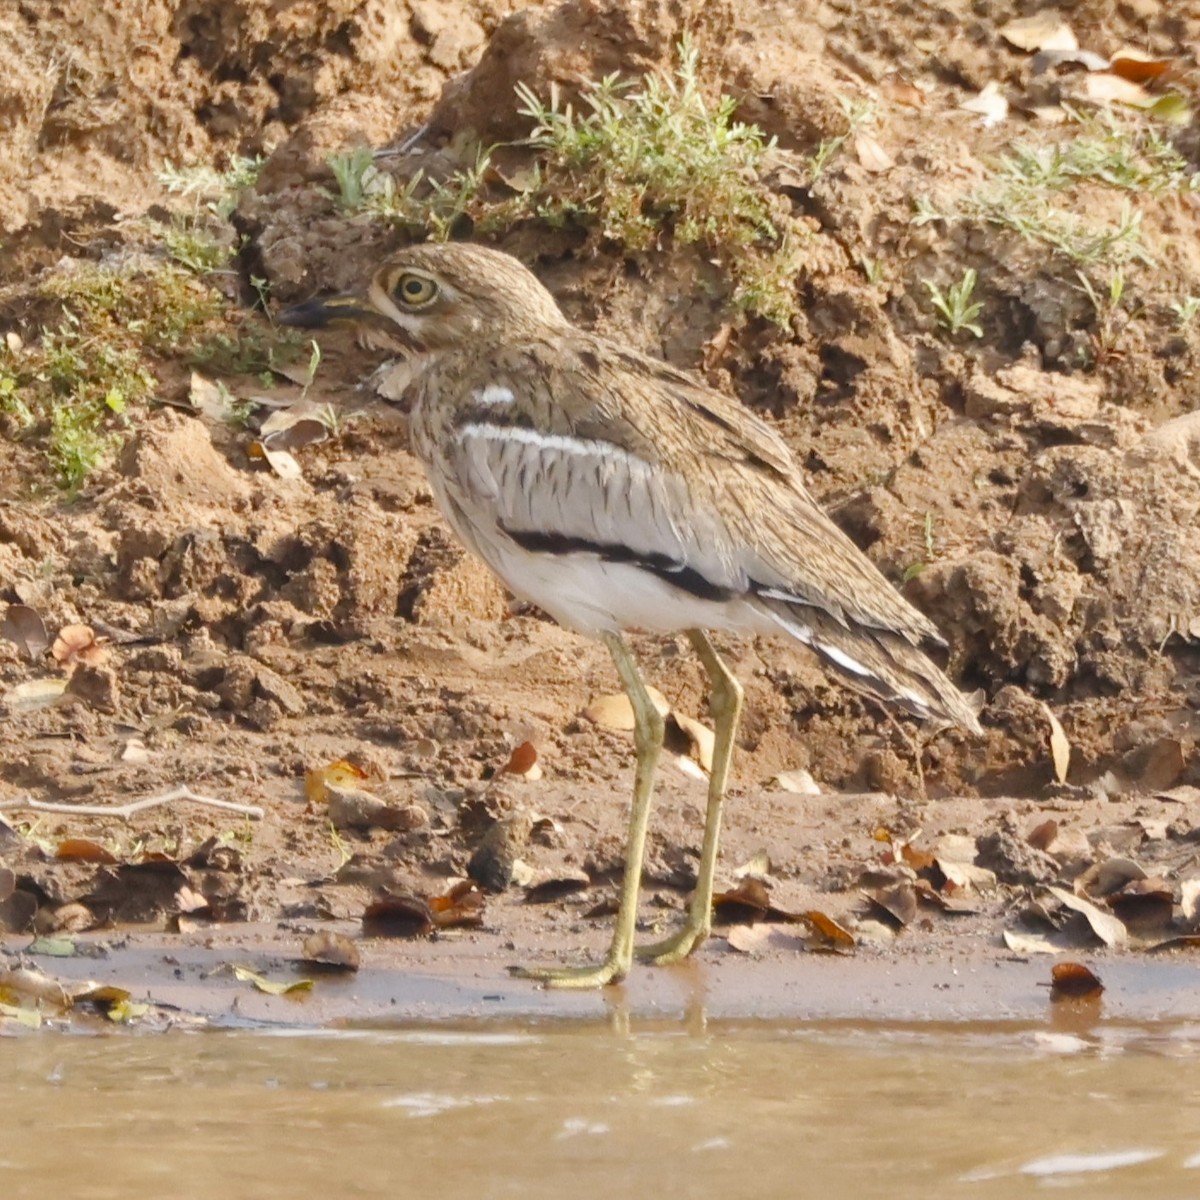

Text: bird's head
xmin=279 ymin=243 xmax=569 ymax=351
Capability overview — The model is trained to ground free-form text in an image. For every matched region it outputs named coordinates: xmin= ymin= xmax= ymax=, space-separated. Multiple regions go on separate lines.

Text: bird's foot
xmin=510 ymin=956 xmax=629 ymax=990
xmin=635 ymin=919 xmax=709 ymax=966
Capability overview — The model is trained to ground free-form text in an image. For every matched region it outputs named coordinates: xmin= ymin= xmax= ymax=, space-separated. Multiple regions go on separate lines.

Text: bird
xmin=281 ymin=242 xmax=982 ymax=989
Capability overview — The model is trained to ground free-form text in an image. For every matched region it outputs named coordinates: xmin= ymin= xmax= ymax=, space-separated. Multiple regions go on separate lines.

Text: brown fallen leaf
xmin=802 ymin=910 xmax=856 ymax=949
xmin=1106 ymin=877 xmax=1174 ymax=933
xmin=1046 ymin=885 xmax=1128 ymax=948
xmin=1000 ymin=12 xmax=1078 ymax=52
xmin=880 ymin=72 xmax=925 ymax=108
xmin=3 ymin=677 xmax=68 ymax=713
xmin=51 ymin=624 xmax=108 ymax=668
xmin=581 ymin=687 xmax=670 ymax=730
xmin=865 ymin=881 xmax=917 ymax=928
xmin=259 ymin=405 xmax=331 ymax=452
xmin=502 ymin=740 xmax=541 ymax=779
xmin=305 ymin=758 xmax=370 ymax=805
xmin=713 ymin=877 xmax=771 ymax=925
xmin=854 ymin=131 xmax=894 ymax=173
xmin=1108 ymin=48 xmax=1172 ymax=83
xmin=362 ymin=892 xmax=434 ymax=938
xmin=1027 ymin=818 xmax=1058 ymax=851
xmin=247 ymin=439 xmax=303 ymax=480
xmin=232 ymin=965 xmax=314 ymax=996
xmin=1076 ymin=856 xmax=1145 ymax=899
xmin=0 ymin=604 xmax=48 ymax=659
xmin=55 ymin=838 xmax=118 ymax=865
xmin=429 ymin=880 xmax=486 ymax=929
xmin=725 ymin=925 xmax=805 ymax=955
xmin=524 ymin=871 xmax=591 ymax=904
xmin=1084 ymin=72 xmax=1152 ymax=107
xmin=668 ymin=711 xmax=714 ymax=773
xmin=301 ymin=930 xmax=360 ymax=972
xmin=1049 ymin=961 xmax=1104 ymax=1000
xmin=1043 ymin=703 xmax=1070 ymax=784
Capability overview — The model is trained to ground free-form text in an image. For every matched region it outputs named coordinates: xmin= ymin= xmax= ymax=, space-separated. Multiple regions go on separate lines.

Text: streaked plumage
xmin=282 ymin=242 xmax=981 ymax=988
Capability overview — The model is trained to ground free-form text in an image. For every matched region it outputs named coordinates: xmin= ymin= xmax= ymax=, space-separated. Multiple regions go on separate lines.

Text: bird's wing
xmin=436 ymin=335 xmax=940 ymax=645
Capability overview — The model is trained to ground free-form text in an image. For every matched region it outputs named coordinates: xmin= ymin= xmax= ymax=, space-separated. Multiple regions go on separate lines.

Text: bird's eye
xmin=394 ymin=273 xmax=438 ymax=307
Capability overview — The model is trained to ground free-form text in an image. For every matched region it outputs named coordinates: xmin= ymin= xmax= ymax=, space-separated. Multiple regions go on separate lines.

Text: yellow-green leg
xmin=636 ymin=629 xmax=743 ymax=965
xmin=513 ymin=630 xmax=664 ymax=988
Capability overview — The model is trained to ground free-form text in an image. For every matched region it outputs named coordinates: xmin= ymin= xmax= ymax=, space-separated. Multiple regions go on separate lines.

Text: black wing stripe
xmin=503 ymin=528 xmax=735 ymax=603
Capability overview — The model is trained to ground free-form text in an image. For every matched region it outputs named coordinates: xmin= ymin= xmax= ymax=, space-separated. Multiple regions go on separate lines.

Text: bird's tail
xmin=760 ymin=600 xmax=983 ymax=735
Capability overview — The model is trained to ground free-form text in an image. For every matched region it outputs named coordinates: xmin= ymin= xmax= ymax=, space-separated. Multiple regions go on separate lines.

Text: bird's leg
xmin=636 ymin=629 xmax=743 ymax=965
xmin=513 ymin=630 xmax=664 ymax=988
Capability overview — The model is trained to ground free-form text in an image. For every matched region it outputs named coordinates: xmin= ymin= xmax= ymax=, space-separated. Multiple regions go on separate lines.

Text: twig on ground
xmin=0 ymin=786 xmax=264 ymax=821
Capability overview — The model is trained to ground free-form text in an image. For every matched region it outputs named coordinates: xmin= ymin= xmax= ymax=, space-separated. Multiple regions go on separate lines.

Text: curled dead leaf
xmin=305 ymin=758 xmax=370 ymax=805
xmin=1042 ymin=703 xmax=1070 ymax=784
xmin=55 ymin=838 xmax=118 ymax=865
xmin=0 ymin=604 xmax=48 ymax=659
xmin=1049 ymin=961 xmax=1104 ymax=1000
xmin=51 ymin=624 xmax=108 ymax=668
xmin=1107 ymin=48 xmax=1172 ymax=84
xmin=1046 ymin=885 xmax=1128 ymax=948
xmin=1000 ymin=12 xmax=1078 ymax=52
xmin=362 ymin=892 xmax=434 ymax=938
xmin=854 ymin=132 xmax=894 ymax=173
xmin=301 ymin=930 xmax=360 ymax=971
xmin=502 ymin=740 xmax=541 ymax=779
xmin=865 ymin=881 xmax=917 ymax=928
xmin=802 ymin=910 xmax=856 ymax=949
xmin=429 ymin=880 xmax=487 ymax=929
xmin=582 ymin=687 xmax=670 ymax=730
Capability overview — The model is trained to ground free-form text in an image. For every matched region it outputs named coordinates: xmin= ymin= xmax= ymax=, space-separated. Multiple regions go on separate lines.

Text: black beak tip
xmin=278 ymin=295 xmax=372 ymax=329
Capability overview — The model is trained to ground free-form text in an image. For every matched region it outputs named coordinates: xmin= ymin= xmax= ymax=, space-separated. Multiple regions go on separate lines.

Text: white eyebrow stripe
xmin=473 ymin=385 xmax=515 ymax=406
xmin=457 ymin=422 xmax=642 ymax=467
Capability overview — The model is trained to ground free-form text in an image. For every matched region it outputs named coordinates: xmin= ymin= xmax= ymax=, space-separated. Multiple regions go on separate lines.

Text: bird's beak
xmin=278 ymin=291 xmax=380 ymax=329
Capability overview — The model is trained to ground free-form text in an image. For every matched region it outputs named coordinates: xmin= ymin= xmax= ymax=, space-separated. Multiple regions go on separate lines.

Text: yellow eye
xmin=394 ymin=273 xmax=438 ymax=307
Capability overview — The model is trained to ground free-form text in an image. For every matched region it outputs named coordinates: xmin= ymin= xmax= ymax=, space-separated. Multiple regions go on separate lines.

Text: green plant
xmin=807 ymin=98 xmax=874 ymax=183
xmin=923 ymin=269 xmax=984 ymax=338
xmin=1169 ymin=295 xmax=1200 ymax=328
xmin=1075 ymin=266 xmax=1136 ymax=366
xmin=334 ymin=40 xmax=804 ymax=325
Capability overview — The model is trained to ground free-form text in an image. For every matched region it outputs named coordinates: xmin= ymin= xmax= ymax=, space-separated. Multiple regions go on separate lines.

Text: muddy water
xmin=3 ymin=1017 xmax=1200 ymax=1200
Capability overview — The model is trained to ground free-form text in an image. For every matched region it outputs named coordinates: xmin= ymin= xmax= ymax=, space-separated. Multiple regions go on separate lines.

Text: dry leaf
xmin=1076 ymin=856 xmax=1145 ymax=899
xmin=880 ymin=73 xmax=925 ymax=108
xmin=1027 ymin=819 xmax=1058 ymax=851
xmin=260 ymin=404 xmax=331 ymax=452
xmin=0 ymin=604 xmax=48 ymax=659
xmin=502 ymin=740 xmax=540 ymax=778
xmin=188 ymin=371 xmax=238 ymax=423
xmin=960 ymin=81 xmax=1009 ymax=126
xmin=1046 ymin=885 xmax=1128 ymax=948
xmin=669 ymin=712 xmax=714 ymax=773
xmin=362 ymin=892 xmax=434 ymax=937
xmin=1108 ymin=48 xmax=1172 ymax=83
xmin=51 ymin=624 xmax=108 ymax=668
xmin=802 ymin=910 xmax=856 ymax=948
xmin=301 ymin=930 xmax=360 ymax=971
xmin=3 ymin=677 xmax=68 ymax=713
xmin=1043 ymin=703 xmax=1070 ymax=783
xmin=523 ymin=871 xmax=591 ymax=903
xmin=1003 ymin=927 xmax=1063 ymax=955
xmin=1049 ymin=961 xmax=1104 ymax=999
xmin=247 ymin=440 xmax=303 ymax=480
xmin=865 ymin=881 xmax=917 ymax=927
xmin=582 ymin=687 xmax=670 ymax=730
xmin=1084 ymin=73 xmax=1151 ymax=107
xmin=55 ymin=838 xmax=118 ymax=865
xmin=854 ymin=132 xmax=894 ymax=173
xmin=733 ymin=851 xmax=772 ymax=880
xmin=305 ymin=758 xmax=370 ymax=805
xmin=774 ymin=769 xmax=820 ymax=795
xmin=713 ymin=878 xmax=771 ymax=924
xmin=1180 ymin=878 xmax=1200 ymax=926
xmin=1000 ymin=13 xmax=1078 ymax=52
xmin=232 ymin=965 xmax=314 ymax=996
xmin=429 ymin=880 xmax=486 ymax=929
